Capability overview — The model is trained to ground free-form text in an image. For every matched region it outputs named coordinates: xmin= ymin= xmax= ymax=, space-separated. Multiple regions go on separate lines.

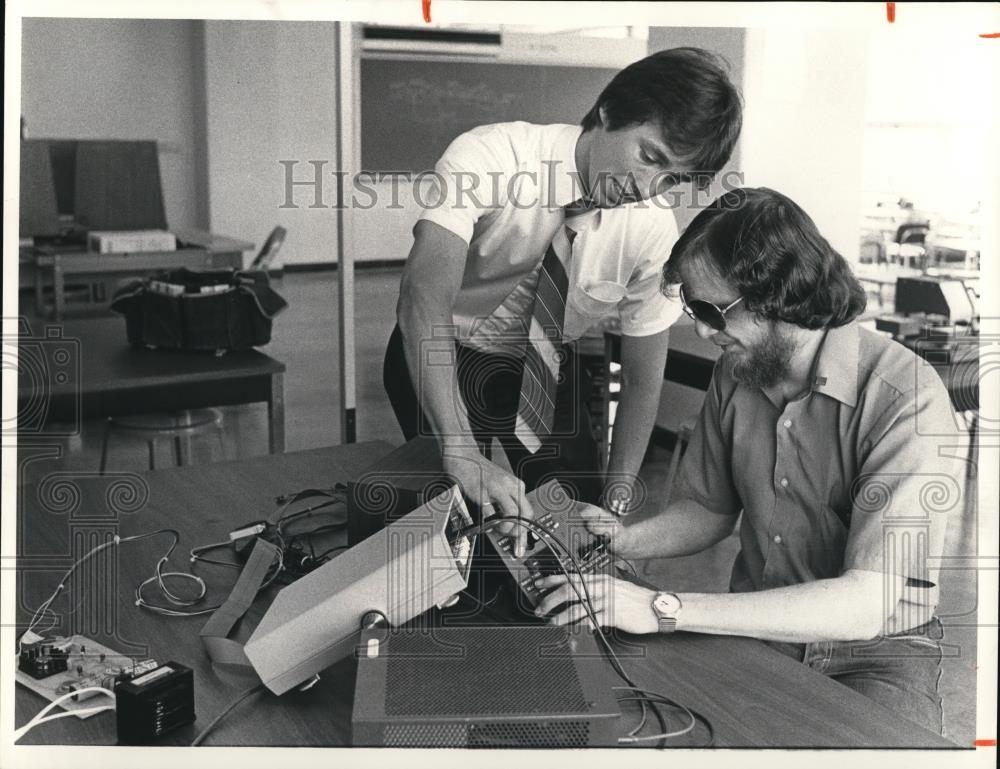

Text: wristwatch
xmin=651 ymin=592 xmax=682 ymax=634
xmin=602 ymin=487 xmax=633 ymax=517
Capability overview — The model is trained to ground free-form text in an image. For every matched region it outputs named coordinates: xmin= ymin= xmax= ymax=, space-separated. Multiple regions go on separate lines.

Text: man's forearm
xmin=605 ymin=330 xmax=670 ymax=509
xmin=619 ymin=498 xmax=736 ymax=559
xmin=674 ymin=571 xmax=891 ymax=642
xmin=605 ymin=372 xmax=660 ymax=504
xmin=398 ymin=299 xmax=474 ymax=446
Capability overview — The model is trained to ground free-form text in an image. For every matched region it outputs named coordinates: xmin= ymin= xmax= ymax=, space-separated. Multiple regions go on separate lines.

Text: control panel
xmin=484 ymin=480 xmax=616 ymax=610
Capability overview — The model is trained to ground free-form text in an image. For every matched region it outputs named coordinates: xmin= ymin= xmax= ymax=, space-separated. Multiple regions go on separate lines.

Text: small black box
xmin=115 ymin=661 xmax=196 ymax=745
xmin=346 ymin=437 xmax=451 ymax=546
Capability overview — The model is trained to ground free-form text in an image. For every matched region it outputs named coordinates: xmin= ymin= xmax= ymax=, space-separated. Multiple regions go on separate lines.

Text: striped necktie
xmin=513 ymin=218 xmax=581 ymax=453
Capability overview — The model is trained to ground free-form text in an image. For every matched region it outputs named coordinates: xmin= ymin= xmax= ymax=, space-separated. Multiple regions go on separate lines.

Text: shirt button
xmin=773 ymin=534 xmax=783 ymax=544
xmin=783 ymin=419 xmax=792 ymax=428
xmin=780 ymin=478 xmax=789 ymax=488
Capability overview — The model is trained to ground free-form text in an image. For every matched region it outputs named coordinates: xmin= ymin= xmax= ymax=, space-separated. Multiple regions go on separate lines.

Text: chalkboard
xmin=360 ymin=59 xmax=618 ymax=173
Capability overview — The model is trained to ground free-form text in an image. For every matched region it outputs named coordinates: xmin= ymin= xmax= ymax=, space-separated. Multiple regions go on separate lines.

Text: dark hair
xmin=581 ymin=47 xmax=743 ymax=191
xmin=662 ymin=187 xmax=867 ymax=329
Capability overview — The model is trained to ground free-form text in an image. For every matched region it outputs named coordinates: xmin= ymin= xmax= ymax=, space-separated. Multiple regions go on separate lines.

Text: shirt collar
xmin=810 ymin=321 xmax=860 ymax=407
xmin=549 ymin=124 xmax=586 ymax=209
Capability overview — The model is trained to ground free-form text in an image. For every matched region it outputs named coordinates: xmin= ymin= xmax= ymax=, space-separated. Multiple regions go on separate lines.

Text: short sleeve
xmin=844 ymin=375 xmax=964 ymax=590
xmin=417 ymin=127 xmax=511 ymax=245
xmin=617 ymin=204 xmax=684 ymax=337
xmin=673 ymin=362 xmax=742 ymax=517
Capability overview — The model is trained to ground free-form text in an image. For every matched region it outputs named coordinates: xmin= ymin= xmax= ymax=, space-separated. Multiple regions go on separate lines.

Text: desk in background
xmin=17 ymin=316 xmax=286 ymax=454
xmin=29 ymin=228 xmax=254 ymax=320
xmin=14 ymin=442 xmax=956 ymax=748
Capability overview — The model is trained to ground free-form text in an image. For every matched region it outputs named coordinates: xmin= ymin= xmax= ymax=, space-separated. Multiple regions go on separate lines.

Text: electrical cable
xmin=190 ymin=682 xmax=266 ymax=746
xmin=189 ymin=539 xmax=244 ymax=569
xmin=14 ymin=686 xmax=116 ymax=741
xmin=20 ymin=530 xmax=209 ymax=648
xmin=139 ymin=544 xmax=285 ymax=617
xmin=615 ymin=688 xmax=715 ymax=745
xmin=272 ymin=487 xmax=347 ymax=534
xmin=313 ymin=544 xmax=350 ymax=561
xmin=276 ymin=503 xmax=345 ymax=535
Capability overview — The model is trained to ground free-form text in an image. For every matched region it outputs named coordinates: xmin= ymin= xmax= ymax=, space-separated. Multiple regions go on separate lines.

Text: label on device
xmin=229 ymin=524 xmax=266 ymax=541
xmin=131 ymin=666 xmax=173 ymax=686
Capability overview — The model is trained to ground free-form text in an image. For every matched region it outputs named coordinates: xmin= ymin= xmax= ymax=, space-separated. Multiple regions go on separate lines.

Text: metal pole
xmin=335 ymin=21 xmax=357 ymax=443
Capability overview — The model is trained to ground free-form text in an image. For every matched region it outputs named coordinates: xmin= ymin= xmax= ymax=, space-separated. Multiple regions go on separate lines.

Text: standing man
xmin=535 ymin=187 xmax=963 ymax=735
xmin=384 ymin=48 xmax=743 ymax=557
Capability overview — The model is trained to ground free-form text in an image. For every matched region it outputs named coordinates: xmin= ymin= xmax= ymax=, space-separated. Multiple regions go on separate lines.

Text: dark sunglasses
xmin=679 ymin=284 xmax=744 ymax=331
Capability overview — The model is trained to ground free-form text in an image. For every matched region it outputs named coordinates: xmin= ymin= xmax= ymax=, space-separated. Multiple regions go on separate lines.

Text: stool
xmin=99 ymin=409 xmax=225 ymax=473
xmin=662 ymin=417 xmax=696 ymax=507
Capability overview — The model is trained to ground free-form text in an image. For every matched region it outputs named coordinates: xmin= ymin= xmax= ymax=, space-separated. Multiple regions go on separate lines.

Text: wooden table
xmin=31 ymin=229 xmax=253 ymax=320
xmin=13 ymin=443 xmax=957 ymax=748
xmin=16 ymin=316 xmax=286 ymax=453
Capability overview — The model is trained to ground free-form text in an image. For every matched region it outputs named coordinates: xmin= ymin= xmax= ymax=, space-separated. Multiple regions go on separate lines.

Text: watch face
xmin=653 ymin=593 xmax=679 ymax=616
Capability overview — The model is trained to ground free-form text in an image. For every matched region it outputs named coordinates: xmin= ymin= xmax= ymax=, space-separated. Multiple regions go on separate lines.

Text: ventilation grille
xmin=385 ymin=627 xmax=586 ymax=717
xmin=385 ymin=723 xmax=466 ymax=747
xmin=468 ymin=720 xmax=590 ymax=747
xmin=383 ymin=720 xmax=591 ymax=747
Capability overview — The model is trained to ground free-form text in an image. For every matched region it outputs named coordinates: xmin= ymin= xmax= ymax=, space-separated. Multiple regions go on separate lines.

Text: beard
xmin=726 ymin=324 xmax=797 ymax=389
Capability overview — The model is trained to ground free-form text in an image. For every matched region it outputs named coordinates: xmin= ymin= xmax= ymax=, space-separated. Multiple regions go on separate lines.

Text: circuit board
xmin=15 ymin=635 xmax=155 ymax=719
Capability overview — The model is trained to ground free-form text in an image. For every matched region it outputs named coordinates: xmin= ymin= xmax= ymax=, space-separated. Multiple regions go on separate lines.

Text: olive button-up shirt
xmin=676 ymin=322 xmax=964 ymax=634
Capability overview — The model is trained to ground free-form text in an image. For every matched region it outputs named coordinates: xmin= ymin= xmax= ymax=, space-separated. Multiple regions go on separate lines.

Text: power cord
xmin=14 ymin=686 xmax=116 ymax=742
xmin=190 ymin=683 xmax=266 ymax=746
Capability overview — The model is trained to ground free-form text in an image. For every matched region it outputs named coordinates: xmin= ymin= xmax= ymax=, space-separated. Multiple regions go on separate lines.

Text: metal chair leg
xmin=174 ymin=436 xmax=193 ymax=466
xmin=99 ymin=420 xmax=112 ymax=475
xmin=216 ymin=427 xmax=228 ymax=462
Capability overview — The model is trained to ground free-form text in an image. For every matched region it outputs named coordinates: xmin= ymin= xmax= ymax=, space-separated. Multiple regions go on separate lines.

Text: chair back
xmin=895 ymin=222 xmax=929 ymax=246
xmin=250 ymin=226 xmax=288 ymax=270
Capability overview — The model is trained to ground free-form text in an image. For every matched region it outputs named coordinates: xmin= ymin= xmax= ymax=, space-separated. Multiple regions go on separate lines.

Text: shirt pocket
xmin=571 ymin=281 xmax=628 ymax=317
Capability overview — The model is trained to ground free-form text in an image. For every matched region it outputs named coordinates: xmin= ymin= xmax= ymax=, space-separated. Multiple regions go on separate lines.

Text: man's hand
xmin=532 ymin=574 xmax=658 ymax=635
xmin=572 ymin=502 xmax=638 ymax=557
xmin=442 ymin=448 xmax=534 ymax=557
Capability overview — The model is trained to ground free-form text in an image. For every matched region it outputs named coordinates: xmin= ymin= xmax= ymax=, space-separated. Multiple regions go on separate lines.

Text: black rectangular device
xmin=114 ymin=661 xmax=195 ymax=744
xmin=346 ymin=437 xmax=452 ymax=546
xmin=351 ymin=625 xmax=621 ymax=747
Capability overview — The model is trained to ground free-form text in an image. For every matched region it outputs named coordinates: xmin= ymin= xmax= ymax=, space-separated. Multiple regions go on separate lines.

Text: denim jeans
xmin=765 ymin=617 xmax=946 ymax=737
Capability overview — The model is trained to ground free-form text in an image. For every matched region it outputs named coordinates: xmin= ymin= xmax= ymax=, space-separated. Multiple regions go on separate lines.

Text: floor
xmin=17 ymin=268 xmax=980 ymax=746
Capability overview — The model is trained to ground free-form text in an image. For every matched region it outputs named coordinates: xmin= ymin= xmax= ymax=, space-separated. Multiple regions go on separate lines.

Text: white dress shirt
xmin=418 ymin=121 xmax=683 ymax=352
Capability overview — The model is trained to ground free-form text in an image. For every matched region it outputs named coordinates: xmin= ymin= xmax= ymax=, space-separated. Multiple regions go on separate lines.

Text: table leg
xmin=34 ymin=265 xmax=44 ymax=317
xmin=268 ymin=372 xmax=285 ymax=454
xmin=53 ymin=264 xmax=65 ymax=321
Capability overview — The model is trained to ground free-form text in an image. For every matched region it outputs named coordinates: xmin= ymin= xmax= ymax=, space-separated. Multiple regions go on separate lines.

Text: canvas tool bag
xmin=111 ymin=268 xmax=287 ymax=352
